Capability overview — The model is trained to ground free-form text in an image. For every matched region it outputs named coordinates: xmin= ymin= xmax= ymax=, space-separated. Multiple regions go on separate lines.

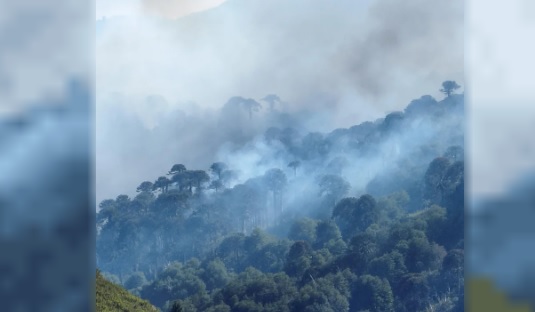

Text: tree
xmin=348 ymin=232 xmax=379 ymax=266
xmin=440 ymin=81 xmax=461 ymax=97
xmin=261 ymin=94 xmax=281 ymax=112
xmin=169 ymin=301 xmax=183 ymax=312
xmin=441 ymin=249 xmax=464 ymax=292
xmin=202 ymin=259 xmax=231 ymax=291
xmin=210 ymin=162 xmax=228 ymax=180
xmin=153 ymin=176 xmax=171 ymax=193
xmin=287 ymin=160 xmax=301 ymax=177
xmin=264 ymin=168 xmax=287 ymax=215
xmin=136 ymin=181 xmax=154 ymax=193
xmin=218 ymin=233 xmax=246 ymax=269
xmin=332 ymin=194 xmax=379 ymax=238
xmin=368 ymin=251 xmax=408 ymax=283
xmin=288 ymin=218 xmax=317 ymax=243
xmin=116 ymin=195 xmax=130 ymax=209
xmin=171 ymin=170 xmax=208 ymax=193
xmin=300 ymin=132 xmax=328 ymax=160
xmin=405 ymin=236 xmax=445 ymax=272
xmin=171 ymin=172 xmax=190 ymax=191
xmin=154 ymin=189 xmax=189 ymax=218
xmin=190 ymin=170 xmax=210 ymax=191
xmin=317 ymin=174 xmax=350 ymax=210
xmin=423 ymin=157 xmax=451 ymax=205
xmin=242 ymin=98 xmax=262 ymax=119
xmin=225 ymin=96 xmax=262 ymax=119
xmin=284 ymin=241 xmax=312 ymax=277
xmin=396 ymin=273 xmax=430 ymax=312
xmin=231 ymin=184 xmax=261 ymax=233
xmin=404 ymin=95 xmax=437 ymax=115
xmin=314 ymin=221 xmax=345 ymax=255
xmin=350 ymin=275 xmax=394 ymax=312
xmin=209 ymin=179 xmax=223 ymax=192
xmin=381 ymin=111 xmax=404 ymax=134
xmin=169 ymin=164 xmax=187 ymax=175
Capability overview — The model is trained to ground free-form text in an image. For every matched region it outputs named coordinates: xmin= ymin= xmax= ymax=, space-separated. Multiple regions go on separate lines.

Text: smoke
xmin=96 ymin=0 xmax=463 ymax=204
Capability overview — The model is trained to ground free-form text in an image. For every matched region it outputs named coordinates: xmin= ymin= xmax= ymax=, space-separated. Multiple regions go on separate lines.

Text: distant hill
xmin=96 ymin=270 xmax=158 ymax=312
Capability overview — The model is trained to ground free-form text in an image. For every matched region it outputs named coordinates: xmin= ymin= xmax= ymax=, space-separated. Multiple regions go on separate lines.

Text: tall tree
xmin=171 ymin=172 xmax=188 ymax=191
xmin=264 ymin=168 xmax=288 ymax=216
xmin=242 ymin=98 xmax=261 ymax=119
xmin=423 ymin=157 xmax=452 ymax=205
xmin=318 ymin=174 xmax=350 ymax=210
xmin=210 ymin=162 xmax=227 ymax=180
xmin=190 ymin=170 xmax=210 ymax=191
xmin=153 ymin=176 xmax=170 ymax=193
xmin=169 ymin=164 xmax=187 ymax=175
xmin=287 ymin=160 xmax=301 ymax=176
xmin=261 ymin=94 xmax=281 ymax=112
xmin=136 ymin=181 xmax=154 ymax=193
xmin=440 ymin=80 xmax=461 ymax=97
xmin=208 ymin=179 xmax=223 ymax=192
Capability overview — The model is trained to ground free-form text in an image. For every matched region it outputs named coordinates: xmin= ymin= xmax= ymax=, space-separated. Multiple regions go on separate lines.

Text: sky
xmin=95 ymin=0 xmax=464 ymax=203
xmin=96 ymin=0 xmax=227 ymax=19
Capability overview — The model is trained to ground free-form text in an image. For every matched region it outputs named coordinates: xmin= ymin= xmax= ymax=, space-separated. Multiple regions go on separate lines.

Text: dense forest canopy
xmin=97 ymin=85 xmax=464 ymax=312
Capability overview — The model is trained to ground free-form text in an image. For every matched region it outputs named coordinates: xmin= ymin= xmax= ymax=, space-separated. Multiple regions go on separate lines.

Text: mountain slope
xmin=96 ymin=270 xmax=158 ymax=312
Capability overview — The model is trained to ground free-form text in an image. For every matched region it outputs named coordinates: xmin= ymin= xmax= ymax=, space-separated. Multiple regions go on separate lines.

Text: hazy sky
xmin=96 ymin=0 xmax=227 ymax=19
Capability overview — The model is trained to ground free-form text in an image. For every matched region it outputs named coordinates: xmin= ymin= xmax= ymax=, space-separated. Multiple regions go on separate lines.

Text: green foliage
xmin=202 ymin=259 xmax=232 ymax=291
xmin=169 ymin=164 xmax=187 ymax=175
xmin=350 ymin=275 xmax=394 ymax=312
xmin=285 ymin=241 xmax=312 ymax=277
xmin=314 ymin=221 xmax=345 ymax=255
xmin=96 ymin=270 xmax=157 ymax=312
xmin=318 ymin=174 xmax=350 ymax=207
xmin=377 ymin=191 xmax=409 ymax=222
xmin=368 ymin=251 xmax=407 ymax=283
xmin=140 ymin=261 xmax=207 ymax=308
xmin=395 ymin=273 xmax=431 ymax=312
xmin=96 ymin=91 xmax=464 ymax=312
xmin=288 ymin=218 xmax=317 ymax=243
xmin=291 ymin=270 xmax=354 ymax=312
xmin=333 ymin=194 xmax=379 ymax=239
xmin=137 ymin=181 xmax=154 ymax=193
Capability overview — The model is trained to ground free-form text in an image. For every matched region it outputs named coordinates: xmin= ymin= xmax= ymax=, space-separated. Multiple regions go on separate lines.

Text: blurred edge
xmin=467 ymin=0 xmax=535 ymax=311
xmin=0 ymin=0 xmax=95 ymax=311
xmin=468 ymin=277 xmax=532 ymax=312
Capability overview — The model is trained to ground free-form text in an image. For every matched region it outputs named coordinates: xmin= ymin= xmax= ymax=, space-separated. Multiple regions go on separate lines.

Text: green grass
xmin=96 ymin=270 xmax=158 ymax=312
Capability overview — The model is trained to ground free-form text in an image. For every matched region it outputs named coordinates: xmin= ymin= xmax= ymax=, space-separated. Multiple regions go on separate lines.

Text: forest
xmin=96 ymin=83 xmax=464 ymax=312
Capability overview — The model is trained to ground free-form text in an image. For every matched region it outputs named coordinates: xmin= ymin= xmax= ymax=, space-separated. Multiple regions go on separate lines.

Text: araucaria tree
xmin=440 ymin=81 xmax=461 ymax=97
xmin=264 ymin=168 xmax=287 ymax=216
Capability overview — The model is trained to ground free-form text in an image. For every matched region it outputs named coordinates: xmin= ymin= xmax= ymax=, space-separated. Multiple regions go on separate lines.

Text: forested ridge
xmin=97 ymin=84 xmax=464 ymax=312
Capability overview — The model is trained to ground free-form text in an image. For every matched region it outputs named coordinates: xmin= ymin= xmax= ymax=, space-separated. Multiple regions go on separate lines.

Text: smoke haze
xmin=96 ymin=0 xmax=463 ymax=204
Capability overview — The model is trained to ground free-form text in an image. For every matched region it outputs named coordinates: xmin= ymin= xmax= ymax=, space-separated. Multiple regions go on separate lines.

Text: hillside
xmin=96 ymin=89 xmax=464 ymax=311
xmin=96 ymin=270 xmax=158 ymax=312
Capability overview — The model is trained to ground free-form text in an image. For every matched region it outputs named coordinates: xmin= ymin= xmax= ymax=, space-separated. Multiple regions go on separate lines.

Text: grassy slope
xmin=96 ymin=270 xmax=158 ymax=312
